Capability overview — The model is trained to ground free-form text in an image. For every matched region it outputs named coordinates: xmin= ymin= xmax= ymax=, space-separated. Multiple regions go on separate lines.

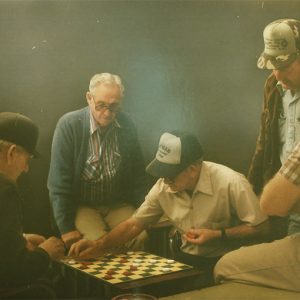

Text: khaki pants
xmin=74 ymin=203 xmax=148 ymax=251
xmin=214 ymin=234 xmax=300 ymax=292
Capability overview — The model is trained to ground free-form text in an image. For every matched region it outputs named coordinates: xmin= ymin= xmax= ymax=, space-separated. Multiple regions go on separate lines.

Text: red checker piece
xmin=130 ymin=265 xmax=137 ymax=271
xmin=79 ymin=265 xmax=88 ymax=270
xmin=106 ymin=269 xmax=116 ymax=275
xmin=104 ymin=274 xmax=113 ymax=280
xmin=123 ymin=271 xmax=133 ymax=276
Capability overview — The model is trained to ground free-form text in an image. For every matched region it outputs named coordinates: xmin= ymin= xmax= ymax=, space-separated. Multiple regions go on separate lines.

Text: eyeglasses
xmin=92 ymin=97 xmax=121 ymax=113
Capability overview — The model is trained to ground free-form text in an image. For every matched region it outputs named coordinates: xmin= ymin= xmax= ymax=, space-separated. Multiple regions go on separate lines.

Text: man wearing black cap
xmin=0 ymin=112 xmax=65 ymax=297
xmin=248 ymin=18 xmax=300 ymax=237
xmin=69 ymin=132 xmax=268 ymax=275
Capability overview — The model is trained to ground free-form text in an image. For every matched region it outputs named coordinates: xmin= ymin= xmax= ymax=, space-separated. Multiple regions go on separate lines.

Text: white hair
xmin=89 ymin=73 xmax=124 ymax=97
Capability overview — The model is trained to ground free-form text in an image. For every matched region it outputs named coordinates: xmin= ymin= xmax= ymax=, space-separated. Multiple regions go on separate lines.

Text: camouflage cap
xmin=257 ymin=19 xmax=300 ymax=70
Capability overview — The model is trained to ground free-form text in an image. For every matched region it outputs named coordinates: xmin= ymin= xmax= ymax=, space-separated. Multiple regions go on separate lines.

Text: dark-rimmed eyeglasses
xmin=92 ymin=97 xmax=121 ymax=113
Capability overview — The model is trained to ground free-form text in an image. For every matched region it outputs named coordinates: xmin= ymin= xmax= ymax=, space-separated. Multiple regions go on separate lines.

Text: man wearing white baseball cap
xmin=249 ymin=18 xmax=300 ymax=238
xmin=69 ymin=131 xmax=268 ymax=281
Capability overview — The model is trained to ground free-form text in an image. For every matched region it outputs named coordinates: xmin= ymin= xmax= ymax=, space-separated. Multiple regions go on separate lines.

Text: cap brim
xmin=257 ymin=51 xmax=298 ymax=69
xmin=31 ymin=149 xmax=41 ymax=159
xmin=146 ymin=158 xmax=184 ymax=178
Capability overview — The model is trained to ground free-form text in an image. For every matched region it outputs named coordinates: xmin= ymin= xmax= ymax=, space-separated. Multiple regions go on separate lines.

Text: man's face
xmin=87 ymin=83 xmax=121 ymax=128
xmin=164 ymin=167 xmax=194 ymax=192
xmin=10 ymin=146 xmax=31 ymax=181
xmin=272 ymin=58 xmax=300 ymax=91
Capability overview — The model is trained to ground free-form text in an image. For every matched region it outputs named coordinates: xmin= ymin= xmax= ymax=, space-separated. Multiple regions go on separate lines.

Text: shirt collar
xmin=276 ymin=82 xmax=285 ymax=97
xmin=276 ymin=82 xmax=300 ymax=99
xmin=194 ymin=161 xmax=213 ymax=196
xmin=89 ymin=110 xmax=121 ymax=135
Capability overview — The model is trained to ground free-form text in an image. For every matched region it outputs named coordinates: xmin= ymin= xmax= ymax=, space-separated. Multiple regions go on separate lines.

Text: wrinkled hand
xmin=62 ymin=230 xmax=83 ymax=249
xmin=38 ymin=237 xmax=65 ymax=260
xmin=69 ymin=239 xmax=105 ymax=259
xmin=24 ymin=233 xmax=46 ymax=250
xmin=183 ymin=228 xmax=220 ymax=245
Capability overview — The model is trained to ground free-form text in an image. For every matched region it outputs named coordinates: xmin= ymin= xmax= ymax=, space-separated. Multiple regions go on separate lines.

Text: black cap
xmin=0 ymin=112 xmax=40 ymax=157
xmin=146 ymin=131 xmax=203 ymax=178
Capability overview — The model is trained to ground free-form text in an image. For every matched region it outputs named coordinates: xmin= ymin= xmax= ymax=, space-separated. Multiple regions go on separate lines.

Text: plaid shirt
xmin=81 ymin=114 xmax=121 ymax=204
xmin=280 ymin=141 xmax=300 ymax=185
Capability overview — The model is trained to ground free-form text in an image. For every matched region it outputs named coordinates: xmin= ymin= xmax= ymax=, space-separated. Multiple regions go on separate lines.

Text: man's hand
xmin=62 ymin=230 xmax=83 ymax=249
xmin=38 ymin=237 xmax=65 ymax=260
xmin=24 ymin=233 xmax=46 ymax=250
xmin=183 ymin=228 xmax=221 ymax=245
xmin=69 ymin=239 xmax=105 ymax=259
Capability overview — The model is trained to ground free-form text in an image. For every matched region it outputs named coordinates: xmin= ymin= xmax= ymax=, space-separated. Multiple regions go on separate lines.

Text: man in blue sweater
xmin=48 ymin=73 xmax=148 ymax=250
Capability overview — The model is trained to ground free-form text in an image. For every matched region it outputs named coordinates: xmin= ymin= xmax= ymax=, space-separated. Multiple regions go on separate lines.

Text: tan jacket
xmin=248 ymin=74 xmax=283 ymax=194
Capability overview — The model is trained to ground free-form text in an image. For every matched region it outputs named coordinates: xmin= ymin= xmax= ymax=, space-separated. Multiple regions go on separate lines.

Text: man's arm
xmin=184 ymin=220 xmax=269 ymax=245
xmin=260 ymin=173 xmax=300 ymax=216
xmin=69 ymin=217 xmax=147 ymax=258
xmin=47 ymin=114 xmax=79 ymax=242
xmin=248 ymin=74 xmax=280 ymax=195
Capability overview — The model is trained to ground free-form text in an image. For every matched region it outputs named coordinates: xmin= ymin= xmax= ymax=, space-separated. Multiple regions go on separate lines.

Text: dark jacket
xmin=47 ymin=107 xmax=147 ymax=234
xmin=0 ymin=174 xmax=50 ymax=286
xmin=248 ymin=74 xmax=283 ymax=194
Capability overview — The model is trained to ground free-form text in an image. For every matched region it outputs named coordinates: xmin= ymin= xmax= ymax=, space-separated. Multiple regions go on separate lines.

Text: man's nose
xmin=273 ymin=69 xmax=285 ymax=81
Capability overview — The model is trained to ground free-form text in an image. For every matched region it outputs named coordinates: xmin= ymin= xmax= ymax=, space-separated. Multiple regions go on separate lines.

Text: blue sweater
xmin=47 ymin=107 xmax=147 ymax=234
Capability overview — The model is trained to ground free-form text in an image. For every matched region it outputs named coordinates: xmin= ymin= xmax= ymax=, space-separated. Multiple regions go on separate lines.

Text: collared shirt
xmin=277 ymin=82 xmax=300 ymax=164
xmin=280 ymin=141 xmax=300 ymax=185
xmin=81 ymin=112 xmax=121 ymax=204
xmin=134 ymin=161 xmax=267 ymax=257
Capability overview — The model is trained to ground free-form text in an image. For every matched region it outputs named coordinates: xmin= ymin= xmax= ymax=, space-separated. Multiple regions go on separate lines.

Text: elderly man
xmin=248 ymin=18 xmax=300 ymax=236
xmin=48 ymin=73 xmax=147 ymax=250
xmin=214 ymin=141 xmax=300 ymax=292
xmin=0 ymin=112 xmax=64 ymax=296
xmin=69 ymin=132 xmax=269 ymax=279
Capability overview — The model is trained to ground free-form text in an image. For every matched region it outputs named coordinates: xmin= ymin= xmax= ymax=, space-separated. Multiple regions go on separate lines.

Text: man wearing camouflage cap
xmin=248 ymin=19 xmax=300 ymax=237
xmin=214 ymin=19 xmax=300 ymax=292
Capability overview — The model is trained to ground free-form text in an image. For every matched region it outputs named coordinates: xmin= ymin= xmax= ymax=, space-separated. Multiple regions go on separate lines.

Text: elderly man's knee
xmin=213 ymin=251 xmax=238 ymax=282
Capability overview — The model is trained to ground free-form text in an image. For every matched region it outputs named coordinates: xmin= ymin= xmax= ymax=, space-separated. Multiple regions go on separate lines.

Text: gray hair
xmin=89 ymin=73 xmax=124 ymax=97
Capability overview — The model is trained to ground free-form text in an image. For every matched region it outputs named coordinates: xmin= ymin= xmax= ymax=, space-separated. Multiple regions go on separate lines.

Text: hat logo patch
xmin=157 ymin=144 xmax=171 ymax=159
xmin=265 ymin=38 xmax=288 ymax=51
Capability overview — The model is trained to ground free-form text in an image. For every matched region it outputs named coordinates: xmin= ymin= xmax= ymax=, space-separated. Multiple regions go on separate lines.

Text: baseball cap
xmin=0 ymin=112 xmax=40 ymax=157
xmin=146 ymin=132 xmax=203 ymax=178
xmin=257 ymin=19 xmax=300 ymax=70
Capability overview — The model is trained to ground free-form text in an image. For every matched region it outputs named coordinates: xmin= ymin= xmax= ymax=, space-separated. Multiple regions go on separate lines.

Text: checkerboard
xmin=61 ymin=251 xmax=193 ymax=285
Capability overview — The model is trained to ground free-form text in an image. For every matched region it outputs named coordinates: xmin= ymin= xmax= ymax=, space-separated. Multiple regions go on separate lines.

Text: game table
xmin=59 ymin=251 xmax=206 ymax=299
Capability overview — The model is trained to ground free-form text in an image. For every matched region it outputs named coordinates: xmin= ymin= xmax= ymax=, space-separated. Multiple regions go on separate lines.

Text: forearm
xmin=97 ymin=218 xmax=145 ymax=250
xmin=224 ymin=220 xmax=269 ymax=240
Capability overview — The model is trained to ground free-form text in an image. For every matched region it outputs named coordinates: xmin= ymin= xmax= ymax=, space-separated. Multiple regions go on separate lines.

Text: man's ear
xmin=6 ymin=144 xmax=17 ymax=164
xmin=86 ymin=91 xmax=92 ymax=104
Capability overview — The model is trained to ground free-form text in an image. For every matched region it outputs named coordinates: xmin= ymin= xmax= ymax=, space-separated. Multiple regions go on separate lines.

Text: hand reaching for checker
xmin=183 ymin=228 xmax=221 ymax=245
xmin=68 ymin=239 xmax=105 ymax=259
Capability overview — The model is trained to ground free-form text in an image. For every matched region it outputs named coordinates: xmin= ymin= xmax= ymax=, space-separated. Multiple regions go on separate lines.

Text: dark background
xmin=1 ymin=0 xmax=299 ymax=235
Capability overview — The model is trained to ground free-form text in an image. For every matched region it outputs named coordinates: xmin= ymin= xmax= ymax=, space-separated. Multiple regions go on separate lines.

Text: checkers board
xmin=61 ymin=251 xmax=193 ymax=285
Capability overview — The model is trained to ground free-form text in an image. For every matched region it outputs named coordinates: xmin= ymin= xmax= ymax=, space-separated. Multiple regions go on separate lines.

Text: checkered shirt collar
xmin=89 ymin=110 xmax=121 ymax=135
